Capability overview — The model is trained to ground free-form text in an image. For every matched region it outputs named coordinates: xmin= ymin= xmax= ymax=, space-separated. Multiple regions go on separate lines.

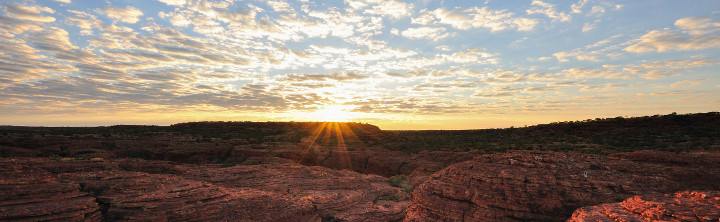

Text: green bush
xmin=321 ymin=213 xmax=339 ymax=222
xmin=241 ymin=159 xmax=260 ymax=165
xmin=388 ymin=174 xmax=412 ymax=193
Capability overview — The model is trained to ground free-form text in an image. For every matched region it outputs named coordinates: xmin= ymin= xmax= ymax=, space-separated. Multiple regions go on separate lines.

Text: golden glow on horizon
xmin=311 ymin=105 xmax=353 ymax=122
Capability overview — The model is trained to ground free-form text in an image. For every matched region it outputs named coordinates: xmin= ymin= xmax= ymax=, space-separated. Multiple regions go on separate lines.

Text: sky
xmin=0 ymin=0 xmax=719 ymax=129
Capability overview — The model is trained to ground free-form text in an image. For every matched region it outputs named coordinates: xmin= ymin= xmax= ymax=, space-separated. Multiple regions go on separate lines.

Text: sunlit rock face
xmin=405 ymin=150 xmax=720 ymax=221
xmin=0 ymin=157 xmax=410 ymax=221
xmin=568 ymin=191 xmax=720 ymax=221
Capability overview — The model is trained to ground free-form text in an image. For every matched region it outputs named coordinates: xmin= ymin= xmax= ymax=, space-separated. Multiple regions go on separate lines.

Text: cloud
xmin=625 ymin=16 xmax=720 ymax=53
xmin=2 ymin=3 xmax=56 ymax=23
xmin=159 ymin=11 xmax=193 ymax=27
xmin=472 ymin=91 xmax=515 ymax=98
xmin=267 ymin=1 xmax=292 ymax=12
xmin=66 ymin=10 xmax=101 ymax=35
xmin=525 ymin=86 xmax=557 ymax=92
xmin=26 ymin=27 xmax=78 ymax=54
xmin=675 ymin=16 xmax=720 ymax=35
xmin=625 ymin=30 xmax=720 ymax=53
xmin=449 ymin=48 xmax=495 ymax=63
xmin=526 ymin=0 xmax=570 ymax=22
xmin=53 ymin=0 xmax=71 ymax=3
xmin=648 ymin=90 xmax=706 ymax=97
xmin=361 ymin=0 xmax=412 ymax=19
xmin=553 ymin=50 xmax=600 ymax=62
xmin=2 ymin=0 xmax=717 ymax=122
xmin=623 ymin=58 xmax=716 ymax=79
xmin=580 ymin=83 xmax=624 ymax=91
xmin=548 ymin=81 xmax=584 ymax=87
xmin=281 ymin=72 xmax=369 ymax=82
xmin=0 ymin=32 xmax=74 ymax=81
xmin=582 ymin=22 xmax=596 ymax=32
xmin=670 ymin=79 xmax=705 ymax=88
xmin=158 ymin=0 xmax=186 ymax=6
xmin=413 ymin=7 xmax=537 ymax=32
xmin=560 ymin=67 xmax=627 ymax=79
xmin=552 ymin=35 xmax=624 ymax=62
xmin=400 ymin=26 xmax=451 ymax=41
xmin=636 ymin=58 xmax=714 ymax=69
xmin=103 ymin=6 xmax=144 ymax=24
xmin=571 ymin=0 xmax=589 ymax=14
xmin=0 ymin=15 xmax=45 ymax=34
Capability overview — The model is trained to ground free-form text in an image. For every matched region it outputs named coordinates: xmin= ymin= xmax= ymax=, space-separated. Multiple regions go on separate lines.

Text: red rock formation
xmin=59 ymin=170 xmax=318 ymax=221
xmin=609 ymin=150 xmax=720 ymax=168
xmin=568 ymin=191 xmax=720 ymax=221
xmin=0 ymin=157 xmax=411 ymax=221
xmin=406 ymin=150 xmax=720 ymax=221
xmin=402 ymin=150 xmax=475 ymax=188
xmin=610 ymin=150 xmax=720 ymax=190
xmin=180 ymin=162 xmax=412 ymax=221
xmin=0 ymin=159 xmax=101 ymax=221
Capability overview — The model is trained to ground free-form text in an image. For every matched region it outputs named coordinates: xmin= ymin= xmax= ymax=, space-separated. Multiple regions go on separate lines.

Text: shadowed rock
xmin=0 ymin=159 xmax=101 ymax=221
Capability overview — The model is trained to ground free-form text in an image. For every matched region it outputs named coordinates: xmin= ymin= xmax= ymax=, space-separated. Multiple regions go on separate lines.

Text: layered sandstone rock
xmin=59 ymin=170 xmax=318 ymax=221
xmin=406 ymin=150 xmax=720 ymax=221
xmin=0 ymin=157 xmax=411 ymax=221
xmin=568 ymin=191 xmax=720 ymax=221
xmin=180 ymin=162 xmax=412 ymax=221
xmin=0 ymin=159 xmax=101 ymax=221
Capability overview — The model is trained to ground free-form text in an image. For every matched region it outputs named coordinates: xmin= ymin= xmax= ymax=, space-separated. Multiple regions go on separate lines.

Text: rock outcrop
xmin=406 ymin=150 xmax=720 ymax=221
xmin=568 ymin=190 xmax=720 ymax=221
xmin=179 ymin=161 xmax=412 ymax=221
xmin=0 ymin=159 xmax=102 ymax=221
xmin=4 ymin=149 xmax=719 ymax=221
xmin=0 ymin=157 xmax=411 ymax=221
xmin=59 ymin=170 xmax=318 ymax=221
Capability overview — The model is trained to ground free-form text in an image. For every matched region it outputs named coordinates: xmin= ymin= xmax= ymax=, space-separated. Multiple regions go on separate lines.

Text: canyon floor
xmin=1 ymin=113 xmax=719 ymax=221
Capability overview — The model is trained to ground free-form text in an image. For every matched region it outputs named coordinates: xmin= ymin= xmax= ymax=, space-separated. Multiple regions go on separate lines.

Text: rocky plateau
xmin=1 ymin=119 xmax=719 ymax=221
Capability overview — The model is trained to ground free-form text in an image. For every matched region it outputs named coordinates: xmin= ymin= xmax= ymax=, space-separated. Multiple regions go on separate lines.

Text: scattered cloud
xmin=449 ymin=48 xmax=495 ymax=63
xmin=103 ymin=6 xmax=144 ymax=24
xmin=0 ymin=0 xmax=718 ymax=127
xmin=552 ymin=35 xmax=624 ymax=62
xmin=675 ymin=16 xmax=720 ymax=35
xmin=580 ymin=83 xmax=624 ymax=91
xmin=266 ymin=1 xmax=292 ymax=12
xmin=582 ymin=22 xmax=596 ymax=32
xmin=400 ymin=26 xmax=451 ymax=41
xmin=3 ymin=3 xmax=56 ymax=23
xmin=159 ymin=11 xmax=193 ymax=27
xmin=571 ymin=0 xmax=589 ymax=14
xmin=623 ymin=58 xmax=716 ymax=79
xmin=158 ymin=0 xmax=185 ymax=6
xmin=360 ymin=0 xmax=412 ymax=19
xmin=280 ymin=72 xmax=369 ymax=82
xmin=413 ymin=7 xmax=537 ymax=31
xmin=526 ymin=0 xmax=570 ymax=22
xmin=473 ymin=91 xmax=515 ymax=98
xmin=670 ymin=79 xmax=706 ymax=88
xmin=625 ymin=16 xmax=720 ymax=53
xmin=648 ymin=90 xmax=707 ymax=97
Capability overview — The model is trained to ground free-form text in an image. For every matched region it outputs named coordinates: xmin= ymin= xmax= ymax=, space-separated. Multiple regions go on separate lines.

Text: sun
xmin=312 ymin=105 xmax=352 ymax=122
